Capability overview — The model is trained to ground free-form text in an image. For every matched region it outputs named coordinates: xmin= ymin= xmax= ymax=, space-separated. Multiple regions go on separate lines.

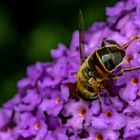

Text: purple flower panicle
xmin=1 ymin=0 xmax=140 ymax=139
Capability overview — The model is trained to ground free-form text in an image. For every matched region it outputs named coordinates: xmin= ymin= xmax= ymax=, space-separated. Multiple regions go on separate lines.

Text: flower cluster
xmin=1 ymin=0 xmax=140 ymax=139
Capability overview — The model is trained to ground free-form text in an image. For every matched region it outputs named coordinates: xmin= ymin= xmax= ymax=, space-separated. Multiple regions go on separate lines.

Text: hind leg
xmin=97 ymin=92 xmax=102 ymax=113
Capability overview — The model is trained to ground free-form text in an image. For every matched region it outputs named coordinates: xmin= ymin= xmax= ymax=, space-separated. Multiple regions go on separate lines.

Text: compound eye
xmin=85 ymin=67 xmax=92 ymax=78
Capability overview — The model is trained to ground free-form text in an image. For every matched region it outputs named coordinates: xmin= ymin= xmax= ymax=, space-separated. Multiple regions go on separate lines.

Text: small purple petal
xmin=0 ymin=108 xmax=13 ymax=128
xmin=51 ymin=43 xmax=68 ymax=59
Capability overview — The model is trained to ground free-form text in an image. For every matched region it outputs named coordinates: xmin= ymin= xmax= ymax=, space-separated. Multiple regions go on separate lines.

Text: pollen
xmin=35 ymin=123 xmax=40 ymax=130
xmin=79 ymin=108 xmax=86 ymax=117
xmin=55 ymin=97 xmax=61 ymax=104
xmin=105 ymin=111 xmax=112 ymax=118
xmin=131 ymin=77 xmax=139 ymax=85
xmin=96 ymin=133 xmax=103 ymax=140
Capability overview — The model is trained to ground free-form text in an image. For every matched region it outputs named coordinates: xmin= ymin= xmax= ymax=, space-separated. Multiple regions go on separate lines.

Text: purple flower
xmin=14 ymin=89 xmax=41 ymax=112
xmin=123 ymin=116 xmax=140 ymax=139
xmin=86 ymin=126 xmax=119 ymax=140
xmin=0 ymin=108 xmax=13 ymax=129
xmin=91 ymin=98 xmax=126 ymax=130
xmin=0 ymin=130 xmax=17 ymax=140
xmin=62 ymin=99 xmax=91 ymax=130
xmin=116 ymin=71 xmax=140 ymax=103
xmin=17 ymin=62 xmax=44 ymax=89
xmin=1 ymin=0 xmax=140 ymax=139
xmin=38 ymin=85 xmax=69 ymax=116
xmin=45 ymin=128 xmax=68 ymax=140
xmin=16 ymin=112 xmax=47 ymax=139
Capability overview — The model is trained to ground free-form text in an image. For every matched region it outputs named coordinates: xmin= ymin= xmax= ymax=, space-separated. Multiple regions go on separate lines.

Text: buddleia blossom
xmin=1 ymin=0 xmax=140 ymax=139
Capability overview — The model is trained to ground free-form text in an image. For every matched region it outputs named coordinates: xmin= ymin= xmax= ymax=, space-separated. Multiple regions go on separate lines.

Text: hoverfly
xmin=76 ymin=10 xmax=140 ymax=112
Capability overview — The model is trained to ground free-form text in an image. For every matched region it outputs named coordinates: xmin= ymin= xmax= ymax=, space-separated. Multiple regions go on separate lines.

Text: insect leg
xmin=111 ymin=67 xmax=140 ymax=79
xmin=122 ymin=36 xmax=140 ymax=49
xmin=100 ymin=39 xmax=121 ymax=48
xmin=97 ymin=92 xmax=102 ymax=113
xmin=105 ymin=90 xmax=112 ymax=104
xmin=100 ymin=40 xmax=106 ymax=47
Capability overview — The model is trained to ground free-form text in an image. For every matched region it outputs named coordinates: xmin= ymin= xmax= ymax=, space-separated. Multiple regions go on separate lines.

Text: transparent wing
xmin=79 ymin=10 xmax=85 ymax=65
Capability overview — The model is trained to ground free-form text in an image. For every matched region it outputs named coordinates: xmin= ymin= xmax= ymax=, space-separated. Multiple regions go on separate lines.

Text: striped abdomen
xmin=77 ymin=46 xmax=125 ymax=100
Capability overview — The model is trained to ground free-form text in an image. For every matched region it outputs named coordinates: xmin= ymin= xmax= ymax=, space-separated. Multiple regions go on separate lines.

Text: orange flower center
xmin=79 ymin=108 xmax=86 ymax=117
xmin=131 ymin=77 xmax=139 ymax=85
xmin=96 ymin=133 xmax=103 ymax=140
xmin=105 ymin=111 xmax=112 ymax=118
xmin=35 ymin=123 xmax=40 ymax=130
xmin=125 ymin=55 xmax=133 ymax=63
xmin=55 ymin=97 xmax=61 ymax=104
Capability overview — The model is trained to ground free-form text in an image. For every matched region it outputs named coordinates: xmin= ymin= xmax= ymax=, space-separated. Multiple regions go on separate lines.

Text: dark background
xmin=0 ymin=0 xmax=116 ymax=106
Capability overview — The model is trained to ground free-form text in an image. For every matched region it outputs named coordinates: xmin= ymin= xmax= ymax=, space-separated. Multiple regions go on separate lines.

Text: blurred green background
xmin=0 ymin=0 xmax=116 ymax=106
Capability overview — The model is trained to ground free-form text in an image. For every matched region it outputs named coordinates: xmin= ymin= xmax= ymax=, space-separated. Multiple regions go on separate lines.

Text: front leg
xmin=97 ymin=92 xmax=102 ymax=113
xmin=110 ymin=67 xmax=140 ymax=79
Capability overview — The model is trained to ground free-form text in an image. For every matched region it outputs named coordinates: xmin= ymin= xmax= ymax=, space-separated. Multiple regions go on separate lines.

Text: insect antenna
xmin=79 ymin=9 xmax=86 ymax=65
